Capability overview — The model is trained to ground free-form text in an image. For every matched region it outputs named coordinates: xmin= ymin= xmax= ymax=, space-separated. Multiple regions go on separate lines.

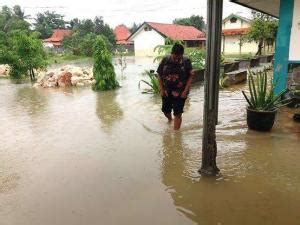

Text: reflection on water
xmin=161 ymin=110 xmax=300 ymax=225
xmin=95 ymin=90 xmax=123 ymax=132
xmin=0 ymin=57 xmax=300 ymax=225
xmin=15 ymin=87 xmax=48 ymax=117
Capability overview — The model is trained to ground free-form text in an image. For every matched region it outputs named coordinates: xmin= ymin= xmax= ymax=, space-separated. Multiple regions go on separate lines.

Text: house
xmin=221 ymin=14 xmax=258 ymax=54
xmin=43 ymin=29 xmax=72 ymax=50
xmin=127 ymin=22 xmax=206 ymax=57
xmin=113 ymin=25 xmax=134 ymax=52
xmin=231 ymin=0 xmax=300 ymax=94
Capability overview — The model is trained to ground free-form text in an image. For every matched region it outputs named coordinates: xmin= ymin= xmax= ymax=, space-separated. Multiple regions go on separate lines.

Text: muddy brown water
xmin=0 ymin=58 xmax=300 ymax=225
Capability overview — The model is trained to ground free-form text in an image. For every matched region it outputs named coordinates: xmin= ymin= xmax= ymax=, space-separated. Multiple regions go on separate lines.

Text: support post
xmin=199 ymin=0 xmax=223 ymax=176
xmin=273 ymin=0 xmax=294 ymax=94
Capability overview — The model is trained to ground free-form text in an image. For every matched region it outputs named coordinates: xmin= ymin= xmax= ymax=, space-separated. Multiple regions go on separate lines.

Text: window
xmin=144 ymin=26 xmax=152 ymax=31
xmin=230 ymin=17 xmax=237 ymax=23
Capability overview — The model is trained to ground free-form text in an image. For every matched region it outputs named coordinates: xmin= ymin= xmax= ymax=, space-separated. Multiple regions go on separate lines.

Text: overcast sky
xmin=0 ymin=0 xmax=251 ymax=28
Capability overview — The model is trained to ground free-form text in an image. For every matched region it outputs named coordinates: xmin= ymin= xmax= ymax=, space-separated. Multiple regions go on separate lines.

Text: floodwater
xmin=0 ymin=57 xmax=299 ymax=225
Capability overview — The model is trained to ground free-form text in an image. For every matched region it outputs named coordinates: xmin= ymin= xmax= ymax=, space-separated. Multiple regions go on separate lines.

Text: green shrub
xmin=92 ymin=36 xmax=119 ymax=91
xmin=139 ymin=70 xmax=160 ymax=94
xmin=0 ymin=30 xmax=47 ymax=80
xmin=186 ymin=49 xmax=205 ymax=70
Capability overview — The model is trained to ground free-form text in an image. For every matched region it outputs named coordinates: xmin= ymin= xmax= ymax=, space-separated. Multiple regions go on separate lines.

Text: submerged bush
xmin=139 ymin=70 xmax=160 ymax=94
xmin=92 ymin=36 xmax=119 ymax=91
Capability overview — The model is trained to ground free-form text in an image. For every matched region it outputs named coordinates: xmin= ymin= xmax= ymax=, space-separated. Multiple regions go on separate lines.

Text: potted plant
xmin=242 ymin=70 xmax=289 ymax=131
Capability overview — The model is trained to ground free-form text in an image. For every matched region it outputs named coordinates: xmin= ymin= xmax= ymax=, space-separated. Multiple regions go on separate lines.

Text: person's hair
xmin=171 ymin=43 xmax=184 ymax=55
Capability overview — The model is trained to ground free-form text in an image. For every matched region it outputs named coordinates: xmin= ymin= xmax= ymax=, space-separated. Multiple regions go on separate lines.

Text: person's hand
xmin=181 ymin=90 xmax=188 ymax=98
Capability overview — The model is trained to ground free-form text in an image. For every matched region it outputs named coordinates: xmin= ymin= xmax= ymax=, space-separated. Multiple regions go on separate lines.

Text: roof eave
xmin=230 ymin=0 xmax=279 ymax=18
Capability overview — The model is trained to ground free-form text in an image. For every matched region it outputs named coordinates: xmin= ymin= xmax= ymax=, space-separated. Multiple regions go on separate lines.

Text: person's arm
xmin=181 ymin=59 xmax=193 ymax=98
xmin=158 ymin=75 xmax=166 ymax=97
xmin=157 ymin=58 xmax=167 ymax=97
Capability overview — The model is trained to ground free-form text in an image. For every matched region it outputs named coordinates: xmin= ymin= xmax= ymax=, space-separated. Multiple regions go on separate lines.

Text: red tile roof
xmin=222 ymin=28 xmax=250 ymax=36
xmin=114 ymin=25 xmax=132 ymax=45
xmin=43 ymin=29 xmax=72 ymax=46
xmin=147 ymin=22 xmax=205 ymax=41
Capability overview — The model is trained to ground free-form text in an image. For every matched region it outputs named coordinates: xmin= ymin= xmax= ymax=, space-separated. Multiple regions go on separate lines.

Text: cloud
xmin=0 ymin=0 xmax=251 ymax=27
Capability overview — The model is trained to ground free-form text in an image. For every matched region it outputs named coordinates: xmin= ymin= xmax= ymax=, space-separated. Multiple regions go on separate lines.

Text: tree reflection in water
xmin=15 ymin=86 xmax=48 ymax=117
xmin=95 ymin=90 xmax=123 ymax=133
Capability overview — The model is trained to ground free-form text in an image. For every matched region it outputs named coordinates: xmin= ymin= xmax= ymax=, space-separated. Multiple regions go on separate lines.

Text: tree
xmin=34 ymin=11 xmax=66 ymax=39
xmin=80 ymin=33 xmax=98 ymax=56
xmin=173 ymin=15 xmax=206 ymax=31
xmin=62 ymin=31 xmax=82 ymax=55
xmin=70 ymin=18 xmax=80 ymax=29
xmin=92 ymin=36 xmax=119 ymax=91
xmin=62 ymin=32 xmax=113 ymax=56
xmin=129 ymin=22 xmax=141 ymax=33
xmin=247 ymin=11 xmax=278 ymax=55
xmin=0 ymin=5 xmax=30 ymax=32
xmin=94 ymin=16 xmax=115 ymax=46
xmin=64 ymin=16 xmax=115 ymax=55
xmin=0 ymin=31 xmax=47 ymax=80
xmin=78 ymin=19 xmax=95 ymax=35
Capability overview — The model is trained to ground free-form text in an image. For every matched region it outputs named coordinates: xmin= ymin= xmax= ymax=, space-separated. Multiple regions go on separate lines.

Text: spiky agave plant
xmin=242 ymin=69 xmax=288 ymax=111
xmin=138 ymin=70 xmax=160 ymax=94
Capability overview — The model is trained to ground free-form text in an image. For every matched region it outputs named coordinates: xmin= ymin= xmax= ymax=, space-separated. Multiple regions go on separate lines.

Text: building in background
xmin=113 ymin=25 xmax=134 ymax=53
xmin=231 ymin=0 xmax=300 ymax=93
xmin=43 ymin=29 xmax=72 ymax=51
xmin=221 ymin=13 xmax=258 ymax=54
xmin=127 ymin=22 xmax=205 ymax=57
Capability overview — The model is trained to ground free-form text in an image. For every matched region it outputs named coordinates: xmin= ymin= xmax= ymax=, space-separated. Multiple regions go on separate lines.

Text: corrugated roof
xmin=128 ymin=22 xmax=206 ymax=41
xmin=147 ymin=22 xmax=205 ymax=40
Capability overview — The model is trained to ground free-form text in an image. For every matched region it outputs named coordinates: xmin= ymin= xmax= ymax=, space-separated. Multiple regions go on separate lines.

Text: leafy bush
xmin=62 ymin=32 xmax=113 ymax=56
xmin=153 ymin=38 xmax=183 ymax=62
xmin=0 ymin=30 xmax=47 ymax=79
xmin=186 ymin=49 xmax=205 ymax=70
xmin=242 ymin=70 xmax=289 ymax=111
xmin=139 ymin=70 xmax=160 ymax=94
xmin=92 ymin=36 xmax=119 ymax=91
xmin=154 ymin=39 xmax=205 ymax=70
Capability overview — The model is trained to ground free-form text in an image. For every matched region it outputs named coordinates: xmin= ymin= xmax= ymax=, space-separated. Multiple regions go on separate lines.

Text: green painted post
xmin=273 ymin=0 xmax=294 ymax=94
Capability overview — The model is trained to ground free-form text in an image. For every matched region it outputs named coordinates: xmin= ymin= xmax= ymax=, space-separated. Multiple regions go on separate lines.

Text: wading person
xmin=157 ymin=43 xmax=193 ymax=130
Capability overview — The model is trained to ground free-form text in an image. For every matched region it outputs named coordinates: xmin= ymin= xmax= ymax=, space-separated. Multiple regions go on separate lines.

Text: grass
xmin=224 ymin=53 xmax=254 ymax=62
xmin=46 ymin=54 xmax=93 ymax=65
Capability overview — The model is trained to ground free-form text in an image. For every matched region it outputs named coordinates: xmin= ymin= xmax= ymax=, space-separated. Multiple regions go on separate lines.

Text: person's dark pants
xmin=161 ymin=95 xmax=186 ymax=116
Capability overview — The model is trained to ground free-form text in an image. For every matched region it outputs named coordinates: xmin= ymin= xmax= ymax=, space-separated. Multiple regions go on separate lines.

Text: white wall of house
xmin=132 ymin=28 xmax=165 ymax=57
xmin=222 ymin=35 xmax=257 ymax=54
xmin=43 ymin=42 xmax=54 ymax=48
xmin=221 ymin=16 xmax=257 ymax=54
xmin=222 ymin=17 xmax=250 ymax=29
xmin=289 ymin=0 xmax=300 ymax=61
